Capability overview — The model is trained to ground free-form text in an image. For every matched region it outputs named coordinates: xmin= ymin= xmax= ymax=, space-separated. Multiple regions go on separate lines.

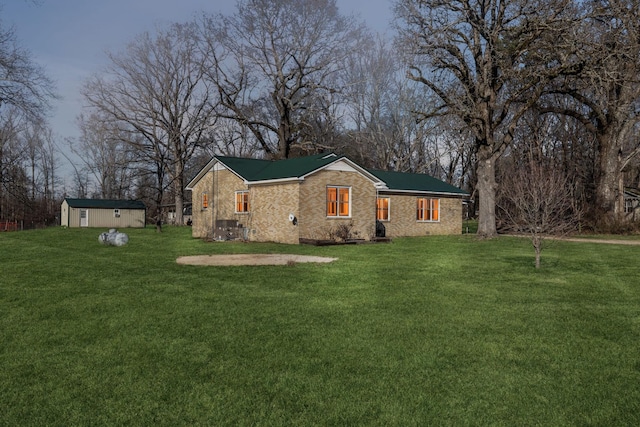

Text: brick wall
xmin=379 ymin=193 xmax=463 ymax=237
xmin=190 ymin=168 xmax=249 ymax=239
xmin=299 ymin=169 xmax=377 ymax=241
xmin=249 ymin=182 xmax=300 ymax=244
xmin=191 ymin=170 xmax=212 ymax=238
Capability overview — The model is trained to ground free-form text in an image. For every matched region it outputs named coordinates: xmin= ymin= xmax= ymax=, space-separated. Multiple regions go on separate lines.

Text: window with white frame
xmin=235 ymin=190 xmax=250 ymax=213
xmin=416 ymin=198 xmax=439 ymax=222
xmin=327 ymin=186 xmax=351 ymax=217
xmin=625 ymin=198 xmax=636 ymax=213
xmin=376 ymin=197 xmax=390 ymax=221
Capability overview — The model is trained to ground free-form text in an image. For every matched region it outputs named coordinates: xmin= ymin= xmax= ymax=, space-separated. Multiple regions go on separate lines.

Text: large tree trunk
xmin=174 ymin=186 xmax=184 ymax=225
xmin=476 ymin=144 xmax=498 ymax=238
xmin=276 ymin=105 xmax=293 ymax=160
xmin=174 ymin=161 xmax=185 ymax=225
xmin=595 ymin=133 xmax=624 ymax=225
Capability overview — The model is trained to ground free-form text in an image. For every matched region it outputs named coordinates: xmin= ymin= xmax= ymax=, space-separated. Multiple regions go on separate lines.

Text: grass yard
xmin=1 ymin=227 xmax=640 ymax=425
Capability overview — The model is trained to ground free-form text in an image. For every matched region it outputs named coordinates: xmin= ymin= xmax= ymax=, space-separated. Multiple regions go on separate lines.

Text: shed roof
xmin=64 ymin=198 xmax=146 ymax=209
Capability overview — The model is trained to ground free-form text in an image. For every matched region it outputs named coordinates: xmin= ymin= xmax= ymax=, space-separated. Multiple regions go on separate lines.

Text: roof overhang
xmin=186 ymin=156 xmax=248 ymax=190
xmin=186 ymin=157 xmax=217 ymax=190
xmin=243 ymin=156 xmax=387 ymax=187
xmin=300 ymin=156 xmax=386 ymax=186
xmin=245 ymin=177 xmax=305 ymax=185
xmin=377 ymin=188 xmax=470 ymax=198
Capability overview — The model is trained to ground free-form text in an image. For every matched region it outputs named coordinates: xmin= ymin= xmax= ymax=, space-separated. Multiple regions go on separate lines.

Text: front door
xmin=80 ymin=209 xmax=88 ymax=227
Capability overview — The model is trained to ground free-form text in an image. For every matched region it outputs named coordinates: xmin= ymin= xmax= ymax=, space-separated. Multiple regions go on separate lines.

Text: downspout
xmin=214 ymin=161 xmax=221 ymax=239
xmin=246 ymin=184 xmax=252 ymax=241
xmin=375 ymin=187 xmax=379 ymax=240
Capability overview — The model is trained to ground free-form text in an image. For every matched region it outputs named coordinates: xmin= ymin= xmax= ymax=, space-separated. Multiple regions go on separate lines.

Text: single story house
xmin=624 ymin=187 xmax=640 ymax=221
xmin=186 ymin=152 xmax=468 ymax=244
xmin=61 ymin=198 xmax=146 ymax=228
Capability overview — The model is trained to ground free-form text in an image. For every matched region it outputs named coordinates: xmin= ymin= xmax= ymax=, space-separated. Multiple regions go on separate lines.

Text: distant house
xmin=163 ymin=202 xmax=193 ymax=225
xmin=186 ymin=152 xmax=468 ymax=244
xmin=61 ymin=199 xmax=146 ymax=228
xmin=624 ymin=188 xmax=640 ymax=221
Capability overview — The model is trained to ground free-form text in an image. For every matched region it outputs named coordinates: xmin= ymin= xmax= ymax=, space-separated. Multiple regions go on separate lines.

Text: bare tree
xmin=540 ymin=0 xmax=640 ymax=226
xmin=199 ymin=118 xmax=263 ymax=158
xmin=0 ymin=17 xmax=55 ymax=121
xmin=70 ymin=112 xmax=136 ymax=199
xmin=134 ymin=133 xmax=171 ymax=232
xmin=22 ymin=120 xmax=59 ymax=224
xmin=199 ymin=0 xmax=367 ymax=159
xmin=0 ymin=16 xmax=55 ymax=223
xmin=23 ymin=119 xmax=44 ymax=201
xmin=498 ymin=157 xmax=580 ymax=268
xmin=38 ymin=127 xmax=58 ymax=220
xmin=82 ymin=22 xmax=216 ymax=226
xmin=342 ymin=36 xmax=421 ymax=170
xmin=394 ymin=0 xmax=577 ymax=238
xmin=0 ymin=107 xmax=24 ymax=219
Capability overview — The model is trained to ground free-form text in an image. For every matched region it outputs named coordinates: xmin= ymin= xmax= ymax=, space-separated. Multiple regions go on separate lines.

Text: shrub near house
xmin=186 ymin=153 xmax=468 ymax=244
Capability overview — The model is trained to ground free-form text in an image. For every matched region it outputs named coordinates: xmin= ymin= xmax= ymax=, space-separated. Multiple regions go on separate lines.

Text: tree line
xmin=2 ymin=0 xmax=639 ymax=234
xmin=0 ymin=11 xmax=57 ymax=228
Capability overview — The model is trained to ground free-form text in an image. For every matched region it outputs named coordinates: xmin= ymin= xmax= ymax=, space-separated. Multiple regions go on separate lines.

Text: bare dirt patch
xmin=557 ymin=237 xmax=640 ymax=245
xmin=176 ymin=254 xmax=338 ymax=266
xmin=509 ymin=234 xmax=640 ymax=245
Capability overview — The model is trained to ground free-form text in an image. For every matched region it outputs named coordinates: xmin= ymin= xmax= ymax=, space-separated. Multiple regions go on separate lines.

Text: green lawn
xmin=1 ymin=227 xmax=640 ymax=425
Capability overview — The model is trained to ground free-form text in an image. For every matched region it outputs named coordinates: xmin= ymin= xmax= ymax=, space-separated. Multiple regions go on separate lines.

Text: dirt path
xmin=507 ymin=234 xmax=640 ymax=245
xmin=176 ymin=254 xmax=338 ymax=266
xmin=553 ymin=237 xmax=640 ymax=246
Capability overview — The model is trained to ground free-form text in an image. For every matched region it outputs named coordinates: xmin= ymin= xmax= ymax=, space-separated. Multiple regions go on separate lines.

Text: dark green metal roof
xmin=64 ymin=198 xmax=146 ymax=209
xmin=252 ymin=153 xmax=343 ymax=180
xmin=368 ymin=169 xmax=468 ymax=195
xmin=217 ymin=153 xmax=343 ymax=181
xmin=212 ymin=153 xmax=468 ymax=196
xmin=213 ymin=156 xmax=272 ymax=180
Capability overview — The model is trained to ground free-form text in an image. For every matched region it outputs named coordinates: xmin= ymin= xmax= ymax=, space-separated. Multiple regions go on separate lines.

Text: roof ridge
xmin=216 ymin=152 xmax=342 ymax=181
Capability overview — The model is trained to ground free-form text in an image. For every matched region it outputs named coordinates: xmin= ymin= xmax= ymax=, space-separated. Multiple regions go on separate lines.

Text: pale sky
xmin=1 ymin=0 xmax=394 ymax=181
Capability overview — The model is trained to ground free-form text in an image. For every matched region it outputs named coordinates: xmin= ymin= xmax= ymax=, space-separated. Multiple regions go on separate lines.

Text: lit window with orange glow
xmin=417 ymin=198 xmax=440 ymax=222
xmin=327 ymin=186 xmax=350 ymax=217
xmin=376 ymin=197 xmax=390 ymax=221
xmin=235 ymin=191 xmax=250 ymax=213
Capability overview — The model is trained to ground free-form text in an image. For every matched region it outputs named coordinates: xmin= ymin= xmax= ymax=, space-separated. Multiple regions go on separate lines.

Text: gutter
xmin=244 ymin=177 xmax=305 ymax=185
xmin=377 ymin=189 xmax=470 ymax=197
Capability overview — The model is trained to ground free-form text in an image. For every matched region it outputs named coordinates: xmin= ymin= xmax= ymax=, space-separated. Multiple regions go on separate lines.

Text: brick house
xmin=186 ymin=153 xmax=468 ymax=244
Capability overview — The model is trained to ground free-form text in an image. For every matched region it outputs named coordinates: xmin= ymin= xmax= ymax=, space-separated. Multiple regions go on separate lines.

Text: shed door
xmin=80 ymin=209 xmax=88 ymax=227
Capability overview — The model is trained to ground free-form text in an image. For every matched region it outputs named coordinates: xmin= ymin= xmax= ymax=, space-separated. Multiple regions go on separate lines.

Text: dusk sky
xmin=2 ymin=0 xmax=393 ymax=180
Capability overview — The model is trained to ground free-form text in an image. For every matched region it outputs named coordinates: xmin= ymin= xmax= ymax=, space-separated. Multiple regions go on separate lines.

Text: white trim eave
xmin=374 ymin=182 xmax=389 ymax=190
xmin=186 ymin=157 xmax=218 ymax=190
xmin=245 ymin=177 xmax=305 ymax=186
xmin=186 ymin=157 xmax=248 ymax=190
xmin=300 ymin=157 xmax=385 ymax=186
xmin=377 ymin=188 xmax=470 ymax=197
